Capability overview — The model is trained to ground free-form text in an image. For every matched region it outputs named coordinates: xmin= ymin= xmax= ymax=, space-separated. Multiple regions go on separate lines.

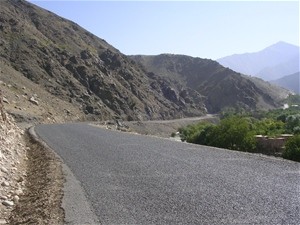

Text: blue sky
xmin=30 ymin=1 xmax=299 ymax=60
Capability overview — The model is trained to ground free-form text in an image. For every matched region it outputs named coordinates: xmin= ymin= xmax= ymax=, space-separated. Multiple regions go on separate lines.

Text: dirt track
xmin=123 ymin=115 xmax=219 ymax=138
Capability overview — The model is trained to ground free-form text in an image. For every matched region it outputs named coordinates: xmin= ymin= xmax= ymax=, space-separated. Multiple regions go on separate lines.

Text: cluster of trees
xmin=179 ymin=104 xmax=300 ymax=162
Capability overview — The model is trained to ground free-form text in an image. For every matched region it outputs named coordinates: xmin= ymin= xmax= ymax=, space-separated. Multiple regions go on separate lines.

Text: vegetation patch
xmin=179 ymin=98 xmax=300 ymax=162
xmin=282 ymin=135 xmax=300 ymax=162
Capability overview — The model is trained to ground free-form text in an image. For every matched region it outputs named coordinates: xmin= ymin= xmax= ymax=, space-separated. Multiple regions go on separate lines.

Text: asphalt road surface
xmin=35 ymin=123 xmax=300 ymax=225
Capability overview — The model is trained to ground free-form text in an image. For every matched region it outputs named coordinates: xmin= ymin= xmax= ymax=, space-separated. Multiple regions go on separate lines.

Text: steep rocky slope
xmin=131 ymin=54 xmax=290 ymax=113
xmin=0 ymin=0 xmax=206 ymax=121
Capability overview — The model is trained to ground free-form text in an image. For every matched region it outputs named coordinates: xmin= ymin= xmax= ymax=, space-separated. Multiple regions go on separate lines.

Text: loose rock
xmin=0 ymin=196 xmax=8 ymax=200
xmin=2 ymin=98 xmax=9 ymax=104
xmin=1 ymin=167 xmax=8 ymax=174
xmin=1 ymin=181 xmax=9 ymax=187
xmin=17 ymin=176 xmax=24 ymax=182
xmin=29 ymin=96 xmax=39 ymax=105
xmin=15 ymin=189 xmax=23 ymax=196
xmin=0 ymin=219 xmax=7 ymax=224
xmin=2 ymin=200 xmax=14 ymax=207
xmin=13 ymin=195 xmax=19 ymax=202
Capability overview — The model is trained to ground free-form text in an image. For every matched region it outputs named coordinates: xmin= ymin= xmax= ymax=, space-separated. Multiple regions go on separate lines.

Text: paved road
xmin=35 ymin=123 xmax=300 ymax=225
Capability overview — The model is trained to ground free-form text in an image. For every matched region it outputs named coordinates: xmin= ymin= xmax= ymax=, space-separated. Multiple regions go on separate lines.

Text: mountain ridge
xmin=217 ymin=41 xmax=299 ymax=80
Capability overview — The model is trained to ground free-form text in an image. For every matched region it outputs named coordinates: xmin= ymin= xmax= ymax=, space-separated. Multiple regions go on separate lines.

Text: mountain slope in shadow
xmin=131 ymin=54 xmax=290 ymax=113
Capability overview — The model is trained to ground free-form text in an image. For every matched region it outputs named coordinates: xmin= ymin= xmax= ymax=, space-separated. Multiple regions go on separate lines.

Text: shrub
xmin=254 ymin=118 xmax=285 ymax=137
xmin=282 ymin=135 xmax=300 ymax=162
xmin=179 ymin=122 xmax=214 ymax=143
xmin=208 ymin=116 xmax=256 ymax=152
xmin=192 ymin=123 xmax=215 ymax=145
xmin=285 ymin=114 xmax=300 ymax=134
xmin=293 ymin=126 xmax=300 ymax=135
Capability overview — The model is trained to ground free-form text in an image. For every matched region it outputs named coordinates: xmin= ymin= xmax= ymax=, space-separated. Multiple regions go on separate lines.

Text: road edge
xmin=29 ymin=126 xmax=100 ymax=225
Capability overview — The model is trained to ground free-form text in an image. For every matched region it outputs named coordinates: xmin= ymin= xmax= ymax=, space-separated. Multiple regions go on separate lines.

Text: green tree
xmin=282 ymin=135 xmax=300 ymax=162
xmin=209 ymin=116 xmax=256 ymax=152
xmin=254 ymin=118 xmax=285 ymax=137
xmin=179 ymin=122 xmax=214 ymax=144
xmin=285 ymin=114 xmax=300 ymax=134
xmin=192 ymin=123 xmax=215 ymax=145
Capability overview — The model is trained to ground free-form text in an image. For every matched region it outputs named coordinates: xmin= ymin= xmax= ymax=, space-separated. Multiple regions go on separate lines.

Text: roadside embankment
xmin=1 ymin=91 xmax=64 ymax=224
xmin=0 ymin=96 xmax=27 ymax=224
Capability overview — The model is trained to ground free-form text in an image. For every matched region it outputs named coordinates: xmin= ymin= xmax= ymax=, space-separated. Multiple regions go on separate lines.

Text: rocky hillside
xmin=0 ymin=0 xmax=291 ymax=120
xmin=0 ymin=0 xmax=206 ymax=121
xmin=131 ymin=54 xmax=290 ymax=113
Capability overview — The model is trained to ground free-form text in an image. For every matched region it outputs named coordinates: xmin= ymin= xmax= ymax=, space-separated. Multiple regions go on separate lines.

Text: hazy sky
xmin=30 ymin=1 xmax=299 ymax=60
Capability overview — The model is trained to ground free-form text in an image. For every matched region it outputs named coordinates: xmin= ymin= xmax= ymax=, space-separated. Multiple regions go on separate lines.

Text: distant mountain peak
xmin=272 ymin=41 xmax=299 ymax=47
xmin=263 ymin=41 xmax=299 ymax=53
xmin=217 ymin=42 xmax=299 ymax=80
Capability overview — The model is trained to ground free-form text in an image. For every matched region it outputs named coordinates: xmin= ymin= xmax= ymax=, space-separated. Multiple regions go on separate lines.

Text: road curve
xmin=35 ymin=123 xmax=300 ymax=225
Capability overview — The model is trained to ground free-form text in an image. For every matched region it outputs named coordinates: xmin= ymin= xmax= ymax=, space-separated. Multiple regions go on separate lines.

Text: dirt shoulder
xmin=8 ymin=128 xmax=64 ymax=225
